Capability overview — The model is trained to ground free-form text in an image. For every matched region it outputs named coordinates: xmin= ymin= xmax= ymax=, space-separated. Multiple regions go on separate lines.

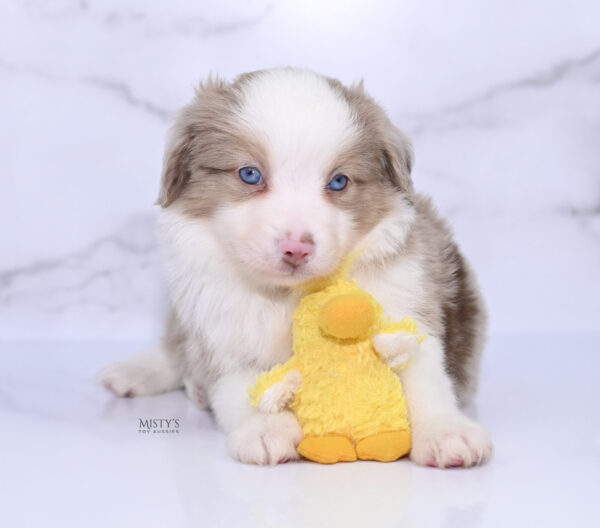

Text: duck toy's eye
xmin=239 ymin=166 xmax=263 ymax=185
xmin=327 ymin=174 xmax=349 ymax=191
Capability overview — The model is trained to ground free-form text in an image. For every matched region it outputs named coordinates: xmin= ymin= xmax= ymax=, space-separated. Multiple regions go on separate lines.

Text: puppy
xmin=100 ymin=68 xmax=492 ymax=468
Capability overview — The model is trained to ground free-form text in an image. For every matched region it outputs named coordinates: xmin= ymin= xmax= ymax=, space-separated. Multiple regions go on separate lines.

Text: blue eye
xmin=239 ymin=166 xmax=263 ymax=185
xmin=327 ymin=174 xmax=349 ymax=191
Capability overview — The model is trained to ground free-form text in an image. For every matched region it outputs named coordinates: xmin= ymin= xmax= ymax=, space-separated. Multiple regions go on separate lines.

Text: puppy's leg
xmin=210 ymin=371 xmax=302 ymax=465
xmin=399 ymin=336 xmax=493 ymax=468
xmin=99 ymin=344 xmax=184 ymax=398
xmin=183 ymin=378 xmax=209 ymax=410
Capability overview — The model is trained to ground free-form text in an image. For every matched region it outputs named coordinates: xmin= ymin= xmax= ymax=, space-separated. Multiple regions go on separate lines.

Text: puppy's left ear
xmin=381 ymin=124 xmax=414 ymax=194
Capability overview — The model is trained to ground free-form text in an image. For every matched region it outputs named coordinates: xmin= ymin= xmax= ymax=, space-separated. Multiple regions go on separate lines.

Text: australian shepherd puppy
xmin=100 ymin=68 xmax=492 ymax=468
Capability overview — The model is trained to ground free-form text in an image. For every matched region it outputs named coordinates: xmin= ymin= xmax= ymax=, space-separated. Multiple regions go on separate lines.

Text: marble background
xmin=1 ymin=0 xmax=599 ymax=340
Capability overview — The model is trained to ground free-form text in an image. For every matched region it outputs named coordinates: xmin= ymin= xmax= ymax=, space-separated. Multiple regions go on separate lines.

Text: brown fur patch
xmin=325 ymin=77 xmax=414 ymax=193
xmin=157 ymin=77 xmax=270 ymax=216
xmin=441 ymin=247 xmax=486 ymax=403
xmin=403 ymin=195 xmax=487 ymax=405
xmin=324 ymin=138 xmax=398 ymax=235
xmin=315 ymin=79 xmax=417 ymax=237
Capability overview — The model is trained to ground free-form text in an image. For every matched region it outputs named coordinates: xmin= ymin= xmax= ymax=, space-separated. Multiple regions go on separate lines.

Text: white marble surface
xmin=1 ymin=335 xmax=599 ymax=527
xmin=1 ymin=1 xmax=599 ymax=336
xmin=2 ymin=4 xmax=599 ymax=526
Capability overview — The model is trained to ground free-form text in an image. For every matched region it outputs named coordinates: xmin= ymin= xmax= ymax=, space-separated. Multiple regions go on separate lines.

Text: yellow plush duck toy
xmin=248 ymin=258 xmax=426 ymax=464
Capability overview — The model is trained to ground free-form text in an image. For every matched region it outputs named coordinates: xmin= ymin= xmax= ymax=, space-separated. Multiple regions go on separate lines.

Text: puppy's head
xmin=158 ymin=68 xmax=415 ymax=286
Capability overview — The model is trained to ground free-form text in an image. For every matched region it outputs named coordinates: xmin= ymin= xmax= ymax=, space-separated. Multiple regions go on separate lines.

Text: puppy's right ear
xmin=156 ymin=124 xmax=194 ymax=208
xmin=156 ymin=77 xmax=235 ymax=208
xmin=381 ymin=124 xmax=415 ymax=194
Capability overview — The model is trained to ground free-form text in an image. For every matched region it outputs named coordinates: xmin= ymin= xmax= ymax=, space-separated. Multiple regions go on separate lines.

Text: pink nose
xmin=279 ymin=236 xmax=314 ymax=266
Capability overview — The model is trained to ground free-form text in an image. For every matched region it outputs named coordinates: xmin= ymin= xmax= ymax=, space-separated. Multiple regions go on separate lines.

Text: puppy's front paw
xmin=227 ymin=411 xmax=303 ymax=465
xmin=410 ymin=415 xmax=493 ymax=468
xmin=98 ymin=361 xmax=148 ymax=398
xmin=99 ymin=351 xmax=181 ymax=398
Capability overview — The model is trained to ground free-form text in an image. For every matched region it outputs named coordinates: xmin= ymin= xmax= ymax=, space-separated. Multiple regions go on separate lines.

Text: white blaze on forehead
xmin=238 ymin=69 xmax=359 ymax=173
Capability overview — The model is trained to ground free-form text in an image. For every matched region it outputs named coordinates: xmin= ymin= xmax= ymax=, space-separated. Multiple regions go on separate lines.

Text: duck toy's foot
xmin=297 ymin=435 xmax=357 ymax=464
xmin=355 ymin=430 xmax=411 ymax=462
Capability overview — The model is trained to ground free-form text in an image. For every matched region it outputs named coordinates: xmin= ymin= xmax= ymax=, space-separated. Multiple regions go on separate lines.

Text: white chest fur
xmin=158 ymin=209 xmax=296 ymax=372
xmin=353 ymin=255 xmax=429 ymax=329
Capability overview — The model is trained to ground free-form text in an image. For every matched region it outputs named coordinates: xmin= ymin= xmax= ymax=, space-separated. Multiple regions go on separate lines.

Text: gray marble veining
xmin=1 ymin=0 xmax=599 ymax=338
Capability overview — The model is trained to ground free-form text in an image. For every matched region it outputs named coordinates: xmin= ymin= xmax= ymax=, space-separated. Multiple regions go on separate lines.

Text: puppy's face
xmin=159 ymin=69 xmax=414 ymax=286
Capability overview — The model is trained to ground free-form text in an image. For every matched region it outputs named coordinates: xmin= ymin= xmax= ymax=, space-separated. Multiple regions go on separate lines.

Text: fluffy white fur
xmin=212 ymin=71 xmax=361 ymax=284
xmin=99 ymin=68 xmax=492 ymax=469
